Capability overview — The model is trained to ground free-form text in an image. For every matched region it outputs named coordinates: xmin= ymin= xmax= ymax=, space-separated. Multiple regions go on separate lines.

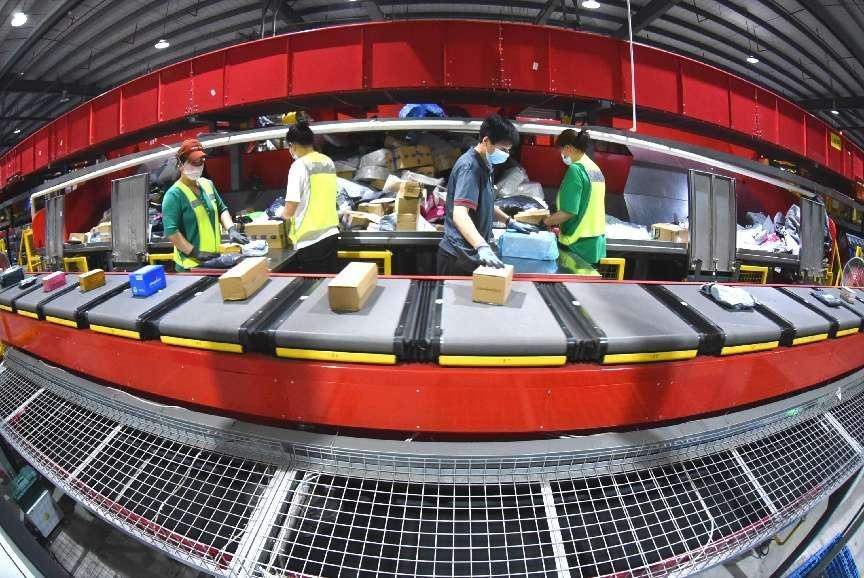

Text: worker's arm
xmin=282 ymin=160 xmax=307 ymax=221
xmin=493 ymin=206 xmax=512 ymax=225
xmin=166 ymin=231 xmax=196 ymax=256
xmin=161 ymin=188 xmax=196 ymax=255
xmin=544 ymin=165 xmax=588 ymax=228
xmin=450 ymin=164 xmax=490 ymax=248
xmin=219 ymin=210 xmax=234 ymax=232
xmin=545 ymin=210 xmax=574 ymax=227
xmin=453 ymin=205 xmax=489 ymax=249
xmin=281 ymin=201 xmax=298 ymax=220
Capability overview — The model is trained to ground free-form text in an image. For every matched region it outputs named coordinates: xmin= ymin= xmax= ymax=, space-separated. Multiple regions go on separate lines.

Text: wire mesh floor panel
xmin=1 ymin=352 xmax=864 ymax=578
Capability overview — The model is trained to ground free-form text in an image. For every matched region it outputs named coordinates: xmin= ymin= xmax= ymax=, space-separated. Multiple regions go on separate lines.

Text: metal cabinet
xmin=689 ymin=170 xmax=736 ymax=273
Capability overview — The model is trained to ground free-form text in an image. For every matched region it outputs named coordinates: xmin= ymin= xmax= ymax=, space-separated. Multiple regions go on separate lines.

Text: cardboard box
xmin=220 ymin=243 xmax=242 ymax=254
xmin=336 ymin=170 xmax=355 ymax=180
xmin=396 ymin=213 xmax=418 ymax=231
xmin=79 ymin=269 xmax=105 ymax=292
xmin=219 ymin=257 xmax=269 ymax=301
xmin=472 ymin=265 xmax=514 ymax=306
xmin=96 ymin=222 xmax=111 ymax=235
xmin=244 ymin=220 xmax=289 ymax=248
xmin=433 ymin=150 xmax=460 ymax=173
xmin=651 ymin=223 xmax=689 ymax=243
xmin=398 ymin=180 xmax=423 ymax=198
xmin=395 ymin=145 xmax=418 ymax=158
xmin=347 ymin=212 xmax=371 ymax=229
xmin=413 ymin=165 xmax=436 ymax=177
xmin=129 ymin=265 xmax=166 ymax=298
xmin=42 ymin=271 xmax=66 ymax=292
xmin=416 ymin=152 xmax=434 ymax=167
xmin=357 ymin=202 xmax=390 ymax=217
xmin=395 ymin=196 xmax=420 ymax=216
xmin=68 ymin=233 xmax=87 ymax=244
xmin=514 ymin=209 xmax=550 ymax=225
xmin=359 ymin=148 xmax=393 ymax=168
xmin=415 ymin=145 xmax=433 ymax=156
xmin=355 ymin=165 xmax=390 ymax=190
xmin=329 ymin=261 xmax=378 ymax=312
xmin=395 ymin=155 xmax=423 ymax=170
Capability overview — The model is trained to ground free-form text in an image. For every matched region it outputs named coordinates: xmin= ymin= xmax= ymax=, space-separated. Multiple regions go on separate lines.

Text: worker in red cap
xmin=161 ymin=138 xmax=247 ymax=270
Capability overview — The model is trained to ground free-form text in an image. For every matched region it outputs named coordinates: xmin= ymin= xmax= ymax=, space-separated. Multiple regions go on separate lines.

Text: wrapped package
xmin=498 ymin=231 xmax=559 ymax=261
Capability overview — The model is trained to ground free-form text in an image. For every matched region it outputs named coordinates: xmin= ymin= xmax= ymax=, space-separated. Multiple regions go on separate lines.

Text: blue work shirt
xmin=439 ymin=149 xmax=494 ymax=266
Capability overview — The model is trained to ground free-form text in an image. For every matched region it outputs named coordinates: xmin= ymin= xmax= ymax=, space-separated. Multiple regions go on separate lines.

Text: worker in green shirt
xmin=162 ymin=138 xmax=247 ymax=271
xmin=543 ymin=128 xmax=606 ymax=265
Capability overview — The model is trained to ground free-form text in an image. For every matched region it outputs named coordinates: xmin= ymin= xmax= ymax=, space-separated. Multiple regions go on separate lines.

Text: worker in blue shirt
xmin=437 ymin=115 xmax=535 ymax=275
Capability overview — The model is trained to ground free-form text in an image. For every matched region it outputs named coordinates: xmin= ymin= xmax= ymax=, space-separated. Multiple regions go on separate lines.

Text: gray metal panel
xmin=45 ymin=194 xmax=64 ymax=261
xmin=272 ymin=279 xmax=412 ymax=354
xmin=14 ymin=275 xmax=79 ymax=314
xmin=564 ymin=282 xmax=699 ymax=354
xmin=782 ymin=287 xmax=861 ymax=331
xmin=42 ymin=276 xmax=129 ymax=321
xmin=746 ymin=287 xmax=832 ymax=338
xmin=663 ymin=284 xmax=782 ymax=346
xmin=111 ymin=173 xmax=149 ymax=264
xmin=689 ymin=170 xmax=712 ymax=270
xmin=0 ymin=278 xmax=46 ymax=308
xmin=439 ymin=281 xmax=567 ymax=356
xmin=86 ymin=275 xmax=206 ymax=332
xmin=712 ymin=175 xmax=736 ymax=272
xmin=799 ymin=198 xmax=825 ymax=278
xmin=159 ymin=277 xmax=295 ymax=344
xmin=622 ymin=163 xmax=689 ymax=226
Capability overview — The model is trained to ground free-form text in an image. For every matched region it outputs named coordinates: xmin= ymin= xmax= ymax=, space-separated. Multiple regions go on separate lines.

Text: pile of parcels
xmin=736 ymin=206 xmax=802 ymax=255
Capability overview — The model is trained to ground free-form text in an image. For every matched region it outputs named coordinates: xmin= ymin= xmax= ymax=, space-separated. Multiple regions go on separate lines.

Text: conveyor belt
xmin=746 ymin=287 xmax=832 ymax=346
xmin=778 ymin=286 xmax=862 ymax=337
xmin=271 ymin=279 xmax=412 ymax=365
xmin=564 ymin=283 xmax=700 ymax=364
xmin=85 ymin=275 xmax=214 ymax=340
xmin=158 ymin=277 xmax=297 ymax=353
xmin=438 ymin=280 xmax=568 ymax=366
xmin=821 ymin=288 xmax=864 ymax=319
xmin=42 ymin=276 xmax=129 ymax=328
xmin=0 ymin=276 xmax=44 ymax=313
xmin=14 ymin=275 xmax=80 ymax=319
xmin=659 ymin=284 xmax=782 ymax=355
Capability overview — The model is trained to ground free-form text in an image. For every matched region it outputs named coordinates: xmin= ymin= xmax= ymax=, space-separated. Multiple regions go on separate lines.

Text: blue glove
xmin=477 ymin=245 xmax=504 ymax=268
xmin=507 ymin=218 xmax=540 ymax=234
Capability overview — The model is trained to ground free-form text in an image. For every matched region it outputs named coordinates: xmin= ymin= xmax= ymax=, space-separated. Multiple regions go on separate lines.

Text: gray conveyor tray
xmin=272 ymin=279 xmax=412 ymax=354
xmin=662 ymin=284 xmax=782 ymax=347
xmin=42 ymin=276 xmax=129 ymax=323
xmin=564 ymin=282 xmax=700 ymax=354
xmin=15 ymin=275 xmax=79 ymax=316
xmin=86 ymin=275 xmax=208 ymax=333
xmin=781 ymin=287 xmax=862 ymax=332
xmin=746 ymin=287 xmax=832 ymax=339
xmin=821 ymin=288 xmax=864 ymax=319
xmin=0 ymin=276 xmax=47 ymax=309
xmin=159 ymin=277 xmax=295 ymax=344
xmin=439 ymin=280 xmax=567 ymax=357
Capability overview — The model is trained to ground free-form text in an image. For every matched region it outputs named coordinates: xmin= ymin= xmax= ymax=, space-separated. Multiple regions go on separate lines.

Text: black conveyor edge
xmin=777 ymin=287 xmax=845 ymax=337
xmin=243 ymin=277 xmax=321 ymax=351
xmin=14 ymin=276 xmax=81 ymax=319
xmin=394 ymin=280 xmax=441 ymax=363
xmin=642 ymin=284 xmax=724 ymax=355
xmin=534 ymin=282 xmax=605 ymax=362
xmin=752 ymin=303 xmax=796 ymax=346
xmin=136 ymin=277 xmax=218 ymax=338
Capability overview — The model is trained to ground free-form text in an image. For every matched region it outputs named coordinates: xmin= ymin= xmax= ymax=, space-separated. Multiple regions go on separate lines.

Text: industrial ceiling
xmin=0 ymin=0 xmax=863 ymax=152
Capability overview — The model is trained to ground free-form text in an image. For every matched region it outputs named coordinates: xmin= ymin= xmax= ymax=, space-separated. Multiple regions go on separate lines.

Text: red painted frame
xmin=3 ymin=312 xmax=862 ymax=435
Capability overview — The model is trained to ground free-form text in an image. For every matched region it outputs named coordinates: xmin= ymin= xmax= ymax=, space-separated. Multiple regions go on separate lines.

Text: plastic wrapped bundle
xmin=498 ymin=231 xmax=560 ymax=261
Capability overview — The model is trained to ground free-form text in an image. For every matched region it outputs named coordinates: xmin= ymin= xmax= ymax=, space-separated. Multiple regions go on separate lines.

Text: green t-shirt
xmin=557 ymin=164 xmax=605 ymax=264
xmin=161 ymin=178 xmax=228 ymax=270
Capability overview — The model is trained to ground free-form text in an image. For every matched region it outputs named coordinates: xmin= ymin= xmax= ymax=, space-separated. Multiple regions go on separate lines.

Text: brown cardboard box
xmin=347 ymin=212 xmax=371 ymax=229
xmin=218 ymin=257 xmax=269 ymax=301
xmin=651 ymin=223 xmax=688 ymax=243
xmin=472 ymin=265 xmax=514 ymax=305
xmin=79 ymin=269 xmax=106 ymax=292
xmin=396 ymin=213 xmax=418 ymax=231
xmin=329 ymin=261 xmax=378 ymax=312
xmin=68 ymin=232 xmax=88 ymax=244
xmin=358 ymin=202 xmax=392 ymax=217
xmin=395 ymin=155 xmax=423 ymax=170
xmin=514 ymin=209 xmax=550 ymax=225
xmin=415 ymin=145 xmax=433 ymax=156
xmin=395 ymin=145 xmax=418 ymax=158
xmin=416 ymin=152 xmax=434 ymax=167
xmin=433 ymin=153 xmax=456 ymax=173
xmin=413 ymin=165 xmax=436 ymax=177
xmin=336 ymin=170 xmax=355 ymax=180
xmin=398 ymin=180 xmax=423 ymax=198
xmin=395 ymin=196 xmax=420 ymax=215
xmin=96 ymin=222 xmax=112 ymax=235
xmin=245 ymin=220 xmax=289 ymax=248
xmin=220 ymin=243 xmax=242 ymax=254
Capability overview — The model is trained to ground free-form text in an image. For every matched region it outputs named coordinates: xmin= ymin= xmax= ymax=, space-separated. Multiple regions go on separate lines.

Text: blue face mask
xmin=487 ymin=147 xmax=509 ymax=165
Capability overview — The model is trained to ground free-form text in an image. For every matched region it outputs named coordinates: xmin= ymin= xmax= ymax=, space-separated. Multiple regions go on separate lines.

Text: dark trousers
xmin=287 ymin=235 xmax=340 ymax=273
xmin=436 ymin=248 xmax=477 ymax=276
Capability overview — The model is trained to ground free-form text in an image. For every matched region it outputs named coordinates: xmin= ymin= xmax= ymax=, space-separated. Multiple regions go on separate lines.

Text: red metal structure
xmin=2 ymin=20 xmax=863 ymax=195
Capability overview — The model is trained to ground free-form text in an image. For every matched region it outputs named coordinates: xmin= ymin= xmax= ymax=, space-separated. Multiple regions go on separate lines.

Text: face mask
xmin=561 ymin=154 xmax=573 ymax=166
xmin=487 ymin=147 xmax=509 ymax=165
xmin=288 ymin=145 xmax=298 ymax=160
xmin=182 ymin=163 xmax=203 ymax=181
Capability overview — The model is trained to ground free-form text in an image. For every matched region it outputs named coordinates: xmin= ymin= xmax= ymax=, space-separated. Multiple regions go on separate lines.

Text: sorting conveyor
xmin=0 ymin=276 xmax=44 ymax=313
xmin=655 ymin=284 xmax=782 ymax=355
xmin=746 ymin=287 xmax=832 ymax=346
xmin=158 ymin=277 xmax=298 ymax=353
xmin=85 ymin=275 xmax=215 ymax=340
xmin=563 ymin=282 xmax=701 ymax=364
xmin=438 ymin=280 xmax=568 ymax=366
xmin=271 ymin=278 xmax=413 ymax=365
xmin=778 ymin=286 xmax=862 ymax=337
xmin=14 ymin=275 xmax=80 ymax=319
xmin=821 ymin=288 xmax=864 ymax=319
xmin=43 ymin=275 xmax=129 ymax=328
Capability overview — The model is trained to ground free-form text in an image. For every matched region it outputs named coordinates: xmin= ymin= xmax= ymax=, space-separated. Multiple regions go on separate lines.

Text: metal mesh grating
xmin=0 ymin=351 xmax=863 ymax=578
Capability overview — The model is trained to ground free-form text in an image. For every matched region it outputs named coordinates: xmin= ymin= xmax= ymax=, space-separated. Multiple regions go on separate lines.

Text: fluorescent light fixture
xmin=13 ymin=129 xmax=21 ymax=134
xmin=746 ymin=55 xmax=759 ymax=64
xmin=10 ymin=12 xmax=27 ymax=27
xmin=831 ymin=110 xmax=840 ymax=115
xmin=581 ymin=0 xmax=600 ymax=8
xmin=154 ymin=39 xmax=170 ymax=50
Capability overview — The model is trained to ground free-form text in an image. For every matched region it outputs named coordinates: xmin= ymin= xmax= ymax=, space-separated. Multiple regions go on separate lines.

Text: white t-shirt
xmin=285 ymin=155 xmax=338 ymax=250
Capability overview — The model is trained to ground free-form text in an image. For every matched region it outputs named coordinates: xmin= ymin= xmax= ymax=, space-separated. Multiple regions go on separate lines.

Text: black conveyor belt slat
xmin=753 ymin=303 xmax=796 ymax=347
xmin=429 ymin=282 xmax=444 ymax=359
xmin=642 ymin=284 xmax=724 ymax=355
xmin=776 ymin=287 xmax=842 ymax=337
xmin=244 ymin=277 xmax=321 ymax=352
xmin=534 ymin=282 xmax=605 ymax=362
xmin=394 ymin=280 xmax=441 ymax=363
xmin=137 ymin=277 xmax=218 ymax=339
xmin=15 ymin=276 xmax=80 ymax=319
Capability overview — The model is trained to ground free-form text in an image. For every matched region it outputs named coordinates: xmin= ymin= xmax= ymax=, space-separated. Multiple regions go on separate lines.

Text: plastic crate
xmin=788 ymin=533 xmax=860 ymax=578
xmin=739 ymin=264 xmax=768 ymax=284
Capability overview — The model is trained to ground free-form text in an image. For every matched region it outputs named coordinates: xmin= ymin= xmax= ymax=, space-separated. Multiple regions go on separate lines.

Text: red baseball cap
xmin=177 ymin=138 xmax=206 ymax=162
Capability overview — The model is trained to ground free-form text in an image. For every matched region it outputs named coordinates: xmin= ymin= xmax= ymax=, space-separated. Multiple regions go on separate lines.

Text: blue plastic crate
xmin=128 ymin=264 xmax=167 ymax=298
xmin=498 ymin=231 xmax=559 ymax=261
xmin=789 ymin=533 xmax=860 ymax=578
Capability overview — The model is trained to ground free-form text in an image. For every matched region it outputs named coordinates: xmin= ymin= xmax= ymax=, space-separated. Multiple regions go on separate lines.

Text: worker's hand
xmin=477 ymin=245 xmax=504 ymax=268
xmin=189 ymin=248 xmax=219 ymax=263
xmin=507 ymin=218 xmax=540 ymax=234
xmin=228 ymin=226 xmax=249 ymax=245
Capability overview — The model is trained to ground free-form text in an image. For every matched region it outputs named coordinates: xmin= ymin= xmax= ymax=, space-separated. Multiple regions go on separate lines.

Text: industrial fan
xmin=838 ymin=256 xmax=864 ymax=302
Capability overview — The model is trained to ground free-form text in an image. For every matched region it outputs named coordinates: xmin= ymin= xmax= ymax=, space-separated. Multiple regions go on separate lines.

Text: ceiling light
xmin=581 ymin=0 xmax=600 ymax=8
xmin=831 ymin=109 xmax=840 ymax=115
xmin=13 ymin=129 xmax=20 ymax=134
xmin=746 ymin=55 xmax=759 ymax=64
xmin=10 ymin=12 xmax=27 ymax=27
xmin=154 ymin=39 xmax=169 ymax=50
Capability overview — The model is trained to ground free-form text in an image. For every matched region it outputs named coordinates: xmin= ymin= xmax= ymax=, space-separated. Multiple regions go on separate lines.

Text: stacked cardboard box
xmin=245 ymin=220 xmax=289 ymax=248
xmin=394 ymin=145 xmax=434 ymax=170
xmin=395 ymin=180 xmax=423 ymax=231
xmin=651 ymin=223 xmax=689 ymax=244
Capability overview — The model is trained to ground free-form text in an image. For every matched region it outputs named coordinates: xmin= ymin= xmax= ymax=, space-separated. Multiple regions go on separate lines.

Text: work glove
xmin=477 ymin=245 xmax=504 ymax=268
xmin=507 ymin=218 xmax=540 ymax=234
xmin=188 ymin=247 xmax=219 ymax=262
xmin=228 ymin=225 xmax=249 ymax=245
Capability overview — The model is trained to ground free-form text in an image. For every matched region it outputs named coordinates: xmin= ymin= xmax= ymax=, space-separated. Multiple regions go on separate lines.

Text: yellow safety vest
xmin=288 ymin=151 xmax=338 ymax=247
xmin=559 ymin=154 xmax=606 ymax=246
xmin=173 ymin=178 xmax=221 ymax=269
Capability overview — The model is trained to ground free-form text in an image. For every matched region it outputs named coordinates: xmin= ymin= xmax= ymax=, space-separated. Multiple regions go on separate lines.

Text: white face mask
xmin=561 ymin=154 xmax=573 ymax=166
xmin=182 ymin=162 xmax=203 ymax=181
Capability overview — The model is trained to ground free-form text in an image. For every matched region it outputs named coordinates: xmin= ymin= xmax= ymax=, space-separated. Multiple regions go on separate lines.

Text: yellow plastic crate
xmin=597 ymin=257 xmax=625 ymax=280
xmin=62 ymin=256 xmax=89 ymax=273
xmin=738 ymin=264 xmax=768 ymax=284
xmin=337 ymin=250 xmax=392 ymax=275
xmin=148 ymin=253 xmax=174 ymax=270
